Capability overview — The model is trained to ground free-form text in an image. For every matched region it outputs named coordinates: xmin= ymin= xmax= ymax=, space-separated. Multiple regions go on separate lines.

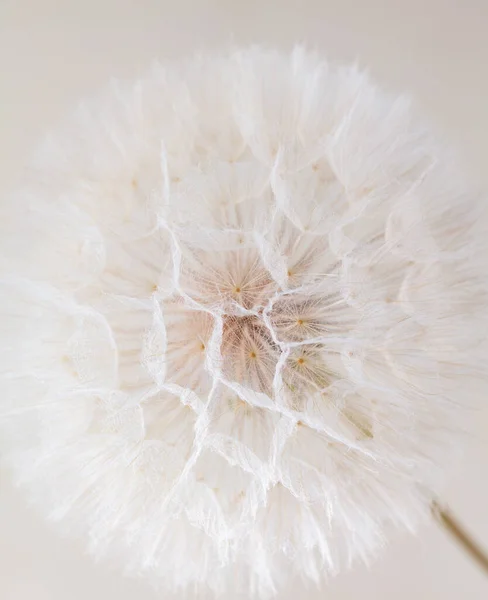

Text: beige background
xmin=1 ymin=1 xmax=488 ymax=599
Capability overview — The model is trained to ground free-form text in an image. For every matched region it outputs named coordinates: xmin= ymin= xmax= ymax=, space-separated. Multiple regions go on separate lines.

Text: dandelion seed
xmin=0 ymin=47 xmax=487 ymax=598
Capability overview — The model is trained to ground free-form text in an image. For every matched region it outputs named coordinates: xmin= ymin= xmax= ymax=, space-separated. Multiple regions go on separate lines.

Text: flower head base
xmin=0 ymin=48 xmax=487 ymax=597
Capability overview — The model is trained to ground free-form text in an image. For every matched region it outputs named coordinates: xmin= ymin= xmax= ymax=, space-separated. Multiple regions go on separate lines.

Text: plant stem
xmin=432 ymin=501 xmax=488 ymax=574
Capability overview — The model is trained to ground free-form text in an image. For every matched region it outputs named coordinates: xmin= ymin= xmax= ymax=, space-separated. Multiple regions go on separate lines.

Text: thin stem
xmin=432 ymin=500 xmax=488 ymax=574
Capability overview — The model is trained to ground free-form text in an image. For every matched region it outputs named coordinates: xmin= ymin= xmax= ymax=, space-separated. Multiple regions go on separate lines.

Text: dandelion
xmin=0 ymin=47 xmax=487 ymax=596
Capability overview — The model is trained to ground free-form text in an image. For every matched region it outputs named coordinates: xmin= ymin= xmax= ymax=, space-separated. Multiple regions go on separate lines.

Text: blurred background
xmin=1 ymin=1 xmax=487 ymax=598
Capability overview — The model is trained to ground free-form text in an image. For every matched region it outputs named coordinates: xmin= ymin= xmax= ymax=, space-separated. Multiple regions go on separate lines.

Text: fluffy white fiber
xmin=0 ymin=47 xmax=487 ymax=596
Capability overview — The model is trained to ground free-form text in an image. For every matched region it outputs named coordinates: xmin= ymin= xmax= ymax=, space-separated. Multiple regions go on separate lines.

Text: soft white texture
xmin=0 ymin=47 xmax=487 ymax=596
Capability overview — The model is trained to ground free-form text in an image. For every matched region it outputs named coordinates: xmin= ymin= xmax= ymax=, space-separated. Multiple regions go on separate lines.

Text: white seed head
xmin=1 ymin=47 xmax=487 ymax=596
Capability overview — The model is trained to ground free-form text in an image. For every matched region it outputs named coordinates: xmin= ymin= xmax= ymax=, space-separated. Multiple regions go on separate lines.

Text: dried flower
xmin=1 ymin=48 xmax=487 ymax=596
